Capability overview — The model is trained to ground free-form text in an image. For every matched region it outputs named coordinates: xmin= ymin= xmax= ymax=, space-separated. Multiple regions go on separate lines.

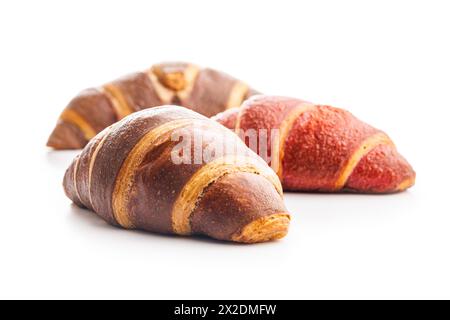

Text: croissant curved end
xmin=231 ymin=213 xmax=291 ymax=244
xmin=396 ymin=176 xmax=416 ymax=192
xmin=47 ymin=121 xmax=87 ymax=150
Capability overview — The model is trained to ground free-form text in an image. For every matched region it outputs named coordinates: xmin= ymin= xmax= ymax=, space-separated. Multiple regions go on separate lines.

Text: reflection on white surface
xmin=8 ymin=148 xmax=439 ymax=300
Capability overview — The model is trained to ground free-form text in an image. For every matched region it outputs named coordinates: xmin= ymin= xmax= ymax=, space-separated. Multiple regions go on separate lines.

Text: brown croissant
xmin=48 ymin=62 xmax=258 ymax=150
xmin=213 ymin=95 xmax=416 ymax=193
xmin=63 ymin=106 xmax=290 ymax=243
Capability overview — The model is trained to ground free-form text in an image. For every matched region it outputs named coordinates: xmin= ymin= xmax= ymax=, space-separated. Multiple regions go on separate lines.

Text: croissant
xmin=48 ymin=62 xmax=258 ymax=150
xmin=213 ymin=95 xmax=416 ymax=193
xmin=63 ymin=106 xmax=290 ymax=243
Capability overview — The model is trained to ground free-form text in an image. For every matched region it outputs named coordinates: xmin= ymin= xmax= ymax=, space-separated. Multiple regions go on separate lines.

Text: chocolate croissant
xmin=63 ymin=106 xmax=290 ymax=243
xmin=213 ymin=95 xmax=416 ymax=193
xmin=48 ymin=62 xmax=258 ymax=150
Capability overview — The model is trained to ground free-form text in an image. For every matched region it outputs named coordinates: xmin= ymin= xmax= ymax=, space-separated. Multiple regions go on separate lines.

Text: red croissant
xmin=213 ymin=95 xmax=416 ymax=193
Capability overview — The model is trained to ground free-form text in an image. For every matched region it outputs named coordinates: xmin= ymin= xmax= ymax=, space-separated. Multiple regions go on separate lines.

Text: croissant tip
xmin=396 ymin=176 xmax=416 ymax=192
xmin=47 ymin=121 xmax=87 ymax=150
xmin=231 ymin=213 xmax=291 ymax=244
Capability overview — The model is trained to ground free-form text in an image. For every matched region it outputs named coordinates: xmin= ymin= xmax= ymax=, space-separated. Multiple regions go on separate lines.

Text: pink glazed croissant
xmin=213 ymin=95 xmax=416 ymax=193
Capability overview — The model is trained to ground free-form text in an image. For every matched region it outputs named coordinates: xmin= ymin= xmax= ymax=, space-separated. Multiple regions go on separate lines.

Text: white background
xmin=0 ymin=0 xmax=449 ymax=299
